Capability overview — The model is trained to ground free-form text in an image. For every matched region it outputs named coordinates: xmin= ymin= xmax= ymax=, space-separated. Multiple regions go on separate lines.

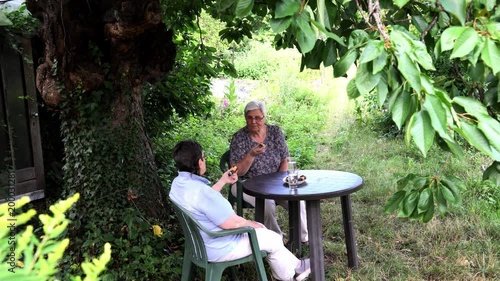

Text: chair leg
xmin=181 ymin=257 xmax=193 ymax=281
xmin=229 ymin=265 xmax=239 ymax=281
xmin=205 ymin=266 xmax=224 ymax=281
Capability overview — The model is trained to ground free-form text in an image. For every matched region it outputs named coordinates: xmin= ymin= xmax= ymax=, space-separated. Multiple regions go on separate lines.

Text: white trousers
xmin=215 ymin=228 xmax=299 ymax=281
xmin=231 ymin=184 xmax=309 ymax=242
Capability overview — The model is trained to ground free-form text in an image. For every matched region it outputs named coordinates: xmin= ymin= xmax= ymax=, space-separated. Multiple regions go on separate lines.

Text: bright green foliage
xmin=202 ymin=0 xmax=500 ymax=221
xmin=0 ymin=10 xmax=12 ymax=26
xmin=0 ymin=194 xmax=111 ymax=280
xmin=384 ymin=174 xmax=464 ymax=222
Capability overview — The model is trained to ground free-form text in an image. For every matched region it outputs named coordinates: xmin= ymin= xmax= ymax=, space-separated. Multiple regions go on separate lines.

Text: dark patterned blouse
xmin=230 ymin=124 xmax=289 ymax=179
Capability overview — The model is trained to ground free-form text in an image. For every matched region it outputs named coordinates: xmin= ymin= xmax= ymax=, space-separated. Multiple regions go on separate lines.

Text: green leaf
xmin=483 ymin=161 xmax=500 ymax=186
xmin=295 ymin=14 xmax=316 ymax=53
xmin=235 ymin=0 xmax=254 ymax=17
xmin=478 ymin=119 xmax=500 ymax=153
xmin=440 ymin=26 xmax=466 ymax=52
xmin=439 ymin=182 xmax=456 ymax=204
xmin=384 ymin=190 xmax=406 ymax=213
xmin=396 ymin=52 xmax=421 ymax=93
xmin=421 ymin=199 xmax=434 ymax=223
xmin=322 ymin=39 xmax=337 ymax=67
xmin=0 ymin=11 xmax=13 ymax=26
xmin=450 ymin=27 xmax=479 ymax=58
xmin=413 ymin=41 xmax=435 ymax=71
xmin=355 ymin=62 xmax=381 ymax=95
xmin=409 ymin=110 xmax=435 ymax=157
xmin=216 ymin=0 xmax=235 ymax=11
xmin=372 ymin=50 xmax=387 ymax=74
xmin=275 ymin=0 xmax=301 ymax=18
xmin=440 ymin=0 xmax=466 ymax=26
xmin=377 ymin=75 xmax=389 ymax=106
xmin=402 ymin=191 xmax=419 ymax=217
xmin=436 ymin=183 xmax=448 ymax=214
xmin=359 ymin=40 xmax=385 ymax=64
xmin=310 ymin=19 xmax=346 ymax=46
xmin=411 ymin=15 xmax=428 ymax=34
xmin=455 ymin=119 xmax=495 ymax=158
xmin=394 ymin=0 xmax=410 ymax=8
xmin=417 ymin=187 xmax=433 ymax=214
xmin=423 ymin=94 xmax=451 ymax=141
xmin=346 ymin=78 xmax=361 ymax=99
xmin=390 ymin=89 xmax=412 ymax=130
xmin=334 ymin=49 xmax=357 ymax=77
xmin=270 ymin=17 xmax=293 ymax=33
xmin=441 ymin=177 xmax=462 ymax=204
xmin=481 ymin=38 xmax=500 ymax=75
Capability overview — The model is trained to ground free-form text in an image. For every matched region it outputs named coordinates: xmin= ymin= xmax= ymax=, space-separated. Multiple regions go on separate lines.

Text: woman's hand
xmin=249 ymin=143 xmax=266 ymax=157
xmin=211 ymin=169 xmax=238 ymax=192
xmin=223 ymin=168 xmax=238 ymax=185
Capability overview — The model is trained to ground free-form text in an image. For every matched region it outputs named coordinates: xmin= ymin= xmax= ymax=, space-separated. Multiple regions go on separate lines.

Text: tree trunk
xmin=25 ymin=1 xmax=176 ymax=275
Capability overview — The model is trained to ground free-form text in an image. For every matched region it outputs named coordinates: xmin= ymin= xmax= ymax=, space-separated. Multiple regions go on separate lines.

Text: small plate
xmin=283 ymin=176 xmax=306 ymax=186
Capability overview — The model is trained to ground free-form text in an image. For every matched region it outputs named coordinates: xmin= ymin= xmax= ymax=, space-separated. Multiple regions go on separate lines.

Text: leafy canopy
xmin=201 ymin=0 xmax=500 ymax=222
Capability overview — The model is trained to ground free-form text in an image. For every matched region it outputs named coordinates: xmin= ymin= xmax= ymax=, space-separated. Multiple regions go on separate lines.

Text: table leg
xmin=288 ymin=200 xmax=301 ymax=255
xmin=254 ymin=197 xmax=265 ymax=224
xmin=306 ymin=200 xmax=324 ymax=281
xmin=341 ymin=194 xmax=359 ymax=269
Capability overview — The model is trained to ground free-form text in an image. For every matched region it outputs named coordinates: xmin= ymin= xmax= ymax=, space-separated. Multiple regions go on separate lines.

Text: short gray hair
xmin=244 ymin=101 xmax=266 ymax=117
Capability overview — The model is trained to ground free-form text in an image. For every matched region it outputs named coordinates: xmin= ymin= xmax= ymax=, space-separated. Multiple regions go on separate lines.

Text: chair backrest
xmin=219 ymin=150 xmax=231 ymax=172
xmin=169 ymin=198 xmax=210 ymax=267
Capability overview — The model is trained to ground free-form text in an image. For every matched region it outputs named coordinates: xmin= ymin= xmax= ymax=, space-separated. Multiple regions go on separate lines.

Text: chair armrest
xmin=205 ymin=226 xmax=256 ymax=238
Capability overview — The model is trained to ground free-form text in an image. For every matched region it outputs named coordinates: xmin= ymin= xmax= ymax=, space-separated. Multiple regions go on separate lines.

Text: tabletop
xmin=241 ymin=170 xmax=363 ymax=200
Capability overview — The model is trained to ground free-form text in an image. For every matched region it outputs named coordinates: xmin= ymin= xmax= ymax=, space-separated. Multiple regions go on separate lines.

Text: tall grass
xmin=156 ymin=39 xmax=500 ymax=280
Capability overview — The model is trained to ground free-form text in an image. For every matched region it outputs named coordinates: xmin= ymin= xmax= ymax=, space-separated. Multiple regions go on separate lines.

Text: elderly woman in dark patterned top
xmin=230 ymin=101 xmax=308 ymax=243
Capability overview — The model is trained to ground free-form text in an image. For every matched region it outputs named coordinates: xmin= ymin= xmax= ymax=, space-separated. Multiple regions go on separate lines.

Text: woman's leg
xmin=276 ymin=199 xmax=308 ymax=243
xmin=216 ymin=228 xmax=300 ymax=280
xmin=232 ymin=184 xmax=284 ymax=237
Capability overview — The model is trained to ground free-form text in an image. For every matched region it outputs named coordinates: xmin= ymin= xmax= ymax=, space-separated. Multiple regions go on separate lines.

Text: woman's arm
xmin=219 ymin=213 xmax=264 ymax=229
xmin=231 ymin=143 xmax=265 ymax=176
xmin=212 ymin=169 xmax=238 ymax=192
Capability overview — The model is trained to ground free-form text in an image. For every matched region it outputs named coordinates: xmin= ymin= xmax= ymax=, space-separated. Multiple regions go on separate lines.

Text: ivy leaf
xmin=408 ymin=110 xmax=435 ymax=157
xmin=334 ymin=49 xmax=357 ymax=77
xmin=235 ymin=0 xmax=254 ymax=17
xmin=481 ymin=38 xmax=500 ymax=75
xmin=275 ymin=0 xmax=301 ymax=18
xmin=270 ymin=17 xmax=293 ymax=33
xmin=450 ymin=27 xmax=479 ymax=58
xmin=440 ymin=0 xmax=466 ymax=26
